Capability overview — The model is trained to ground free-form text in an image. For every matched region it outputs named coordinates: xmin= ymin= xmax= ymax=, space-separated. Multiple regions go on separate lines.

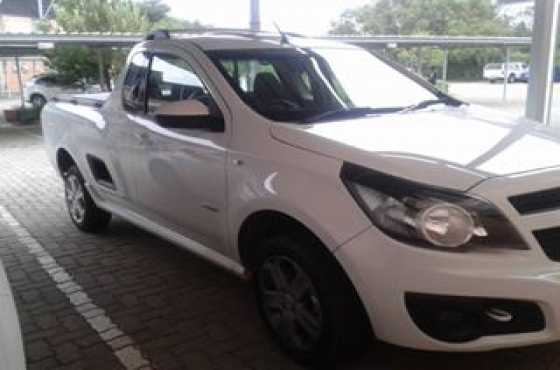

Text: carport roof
xmin=0 ymin=32 xmax=143 ymax=51
xmin=0 ymin=32 xmax=533 ymax=57
xmin=324 ymin=35 xmax=532 ymax=48
xmin=0 ymin=32 xmax=144 ymax=56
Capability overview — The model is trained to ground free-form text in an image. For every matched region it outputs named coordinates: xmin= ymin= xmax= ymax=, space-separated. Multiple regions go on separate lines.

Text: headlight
xmin=341 ymin=163 xmax=527 ymax=251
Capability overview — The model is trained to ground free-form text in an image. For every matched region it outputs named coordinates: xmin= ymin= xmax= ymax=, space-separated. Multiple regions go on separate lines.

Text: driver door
xmin=131 ymin=52 xmax=230 ymax=255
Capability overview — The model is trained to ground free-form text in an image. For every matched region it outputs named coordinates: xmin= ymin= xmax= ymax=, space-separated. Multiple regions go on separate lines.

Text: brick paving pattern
xmin=0 ymin=205 xmax=152 ymax=370
xmin=2 ymin=126 xmax=560 ymax=370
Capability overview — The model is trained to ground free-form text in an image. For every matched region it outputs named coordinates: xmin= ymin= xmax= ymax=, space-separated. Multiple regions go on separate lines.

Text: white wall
xmin=0 ymin=15 xmax=34 ymax=33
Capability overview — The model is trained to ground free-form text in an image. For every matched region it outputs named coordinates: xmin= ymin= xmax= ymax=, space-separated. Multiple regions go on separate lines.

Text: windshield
xmin=207 ymin=47 xmax=439 ymax=122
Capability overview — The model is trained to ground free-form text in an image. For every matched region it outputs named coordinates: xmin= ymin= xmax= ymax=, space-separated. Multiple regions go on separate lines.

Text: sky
xmin=498 ymin=2 xmax=533 ymax=26
xmin=164 ymin=0 xmax=370 ymax=36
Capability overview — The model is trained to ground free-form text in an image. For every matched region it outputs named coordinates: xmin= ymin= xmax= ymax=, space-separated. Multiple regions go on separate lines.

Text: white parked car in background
xmin=41 ymin=30 xmax=560 ymax=367
xmin=483 ymin=62 xmax=528 ymax=83
xmin=23 ymin=74 xmax=99 ymax=109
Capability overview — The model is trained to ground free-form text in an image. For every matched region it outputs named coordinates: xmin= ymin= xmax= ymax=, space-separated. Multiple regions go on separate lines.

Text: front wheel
xmin=254 ymin=235 xmax=372 ymax=367
xmin=507 ymin=74 xmax=516 ymax=83
xmin=31 ymin=95 xmax=47 ymax=109
xmin=64 ymin=165 xmax=111 ymax=232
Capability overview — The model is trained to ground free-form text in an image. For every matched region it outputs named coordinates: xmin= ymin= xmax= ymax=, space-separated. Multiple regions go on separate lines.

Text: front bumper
xmin=335 ymin=226 xmax=560 ymax=351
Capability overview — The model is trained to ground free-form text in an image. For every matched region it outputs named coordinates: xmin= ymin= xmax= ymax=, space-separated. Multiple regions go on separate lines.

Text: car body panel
xmin=24 ymin=75 xmax=88 ymax=104
xmin=483 ymin=62 xmax=527 ymax=81
xmin=41 ymin=34 xmax=560 ymax=353
xmin=336 ymin=225 xmax=560 ymax=351
xmin=271 ymin=104 xmax=560 ymax=190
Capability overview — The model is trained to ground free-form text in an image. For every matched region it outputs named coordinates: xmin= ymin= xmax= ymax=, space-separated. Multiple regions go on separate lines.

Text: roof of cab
xmin=150 ymin=31 xmax=359 ymax=51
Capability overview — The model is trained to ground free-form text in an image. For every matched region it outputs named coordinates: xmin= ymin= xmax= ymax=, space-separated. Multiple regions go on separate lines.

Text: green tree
xmin=330 ymin=0 xmax=520 ymax=80
xmin=136 ymin=0 xmax=206 ymax=30
xmin=47 ymin=0 xmax=150 ymax=90
xmin=137 ymin=0 xmax=171 ymax=24
xmin=43 ymin=0 xmax=206 ymax=89
xmin=43 ymin=47 xmax=99 ymax=85
xmin=151 ymin=17 xmax=205 ymax=30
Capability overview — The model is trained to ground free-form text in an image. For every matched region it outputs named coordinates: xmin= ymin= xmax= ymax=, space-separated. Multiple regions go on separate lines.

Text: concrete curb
xmin=0 ymin=258 xmax=26 ymax=370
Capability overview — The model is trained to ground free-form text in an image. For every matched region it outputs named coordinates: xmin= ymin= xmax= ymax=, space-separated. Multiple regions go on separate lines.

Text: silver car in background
xmin=23 ymin=74 xmax=101 ymax=109
xmin=483 ymin=62 xmax=528 ymax=83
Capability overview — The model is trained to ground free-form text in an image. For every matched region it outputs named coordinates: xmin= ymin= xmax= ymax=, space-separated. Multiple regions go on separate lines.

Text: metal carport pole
xmin=248 ymin=0 xmax=261 ymax=90
xmin=14 ymin=54 xmax=24 ymax=108
xmin=503 ymin=46 xmax=510 ymax=101
xmin=526 ymin=0 xmax=560 ymax=125
xmin=37 ymin=0 xmax=44 ymax=18
xmin=442 ymin=48 xmax=448 ymax=82
xmin=250 ymin=0 xmax=261 ymax=31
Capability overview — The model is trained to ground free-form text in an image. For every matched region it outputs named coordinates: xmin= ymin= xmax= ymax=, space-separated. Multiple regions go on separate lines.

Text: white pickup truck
xmin=42 ymin=30 xmax=560 ymax=367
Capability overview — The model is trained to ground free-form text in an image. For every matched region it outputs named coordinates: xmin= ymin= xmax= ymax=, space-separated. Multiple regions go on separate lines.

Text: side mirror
xmin=154 ymin=100 xmax=224 ymax=132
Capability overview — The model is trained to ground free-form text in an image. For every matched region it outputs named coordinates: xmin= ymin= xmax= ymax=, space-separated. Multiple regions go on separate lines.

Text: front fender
xmin=227 ymin=149 xmax=372 ymax=259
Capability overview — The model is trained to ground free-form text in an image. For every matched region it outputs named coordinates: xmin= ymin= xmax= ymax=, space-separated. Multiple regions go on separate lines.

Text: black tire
xmin=30 ymin=94 xmax=47 ymax=109
xmin=253 ymin=234 xmax=372 ymax=368
xmin=63 ymin=165 xmax=111 ymax=233
xmin=508 ymin=74 xmax=516 ymax=83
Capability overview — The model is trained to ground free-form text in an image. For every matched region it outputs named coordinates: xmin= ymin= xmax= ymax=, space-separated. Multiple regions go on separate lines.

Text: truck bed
xmin=52 ymin=92 xmax=110 ymax=108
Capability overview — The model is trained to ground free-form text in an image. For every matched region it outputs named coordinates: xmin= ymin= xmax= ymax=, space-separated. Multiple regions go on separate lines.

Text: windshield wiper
xmin=400 ymin=96 xmax=463 ymax=114
xmin=305 ymin=106 xmax=404 ymax=123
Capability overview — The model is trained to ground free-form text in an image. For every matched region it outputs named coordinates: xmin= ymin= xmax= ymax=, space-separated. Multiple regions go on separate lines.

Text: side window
xmin=122 ymin=52 xmax=149 ymax=113
xmin=148 ymin=54 xmax=209 ymax=112
xmin=146 ymin=54 xmax=223 ymax=131
xmin=38 ymin=76 xmax=55 ymax=86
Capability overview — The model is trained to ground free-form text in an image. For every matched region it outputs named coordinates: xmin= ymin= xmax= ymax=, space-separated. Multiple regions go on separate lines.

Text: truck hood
xmin=270 ymin=105 xmax=560 ymax=191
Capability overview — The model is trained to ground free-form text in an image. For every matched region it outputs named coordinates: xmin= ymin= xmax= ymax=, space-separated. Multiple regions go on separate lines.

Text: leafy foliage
xmin=42 ymin=0 xmax=204 ymax=90
xmin=151 ymin=17 xmax=206 ymax=31
xmin=136 ymin=0 xmax=206 ymax=30
xmin=137 ymin=0 xmax=171 ymax=24
xmin=41 ymin=0 xmax=150 ymax=89
xmin=43 ymin=46 xmax=99 ymax=85
xmin=330 ymin=0 xmax=528 ymax=80
xmin=54 ymin=0 xmax=150 ymax=33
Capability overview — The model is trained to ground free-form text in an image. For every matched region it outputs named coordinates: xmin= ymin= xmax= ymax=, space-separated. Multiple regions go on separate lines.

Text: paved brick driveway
xmin=1 ymin=126 xmax=560 ymax=370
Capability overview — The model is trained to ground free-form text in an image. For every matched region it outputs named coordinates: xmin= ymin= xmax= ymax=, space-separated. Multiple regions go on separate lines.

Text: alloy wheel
xmin=31 ymin=95 xmax=46 ymax=108
xmin=65 ymin=174 xmax=86 ymax=224
xmin=257 ymin=255 xmax=323 ymax=352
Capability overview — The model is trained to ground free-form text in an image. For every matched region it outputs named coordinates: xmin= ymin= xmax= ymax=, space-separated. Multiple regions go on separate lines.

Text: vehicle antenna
xmin=273 ymin=22 xmax=290 ymax=45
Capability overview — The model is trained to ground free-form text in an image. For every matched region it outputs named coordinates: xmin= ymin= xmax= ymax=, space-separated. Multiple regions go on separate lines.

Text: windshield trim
xmin=205 ymin=48 xmax=463 ymax=124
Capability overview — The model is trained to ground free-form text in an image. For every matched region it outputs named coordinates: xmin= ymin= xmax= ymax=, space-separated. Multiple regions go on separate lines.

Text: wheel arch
xmin=237 ymin=209 xmax=346 ymax=274
xmin=56 ymin=147 xmax=76 ymax=176
xmin=238 ymin=209 xmax=375 ymax=346
xmin=238 ymin=210 xmax=308 ymax=269
xmin=30 ymin=93 xmax=46 ymax=103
